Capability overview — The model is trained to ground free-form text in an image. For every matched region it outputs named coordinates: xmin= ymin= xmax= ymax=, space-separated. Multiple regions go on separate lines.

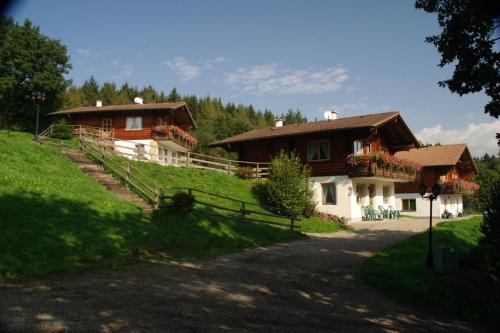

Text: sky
xmin=7 ymin=0 xmax=500 ymax=156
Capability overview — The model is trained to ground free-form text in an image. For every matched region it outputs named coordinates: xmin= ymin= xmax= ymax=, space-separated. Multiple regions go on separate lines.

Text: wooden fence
xmin=41 ymin=124 xmax=270 ymax=178
xmin=40 ymin=135 xmax=298 ymax=230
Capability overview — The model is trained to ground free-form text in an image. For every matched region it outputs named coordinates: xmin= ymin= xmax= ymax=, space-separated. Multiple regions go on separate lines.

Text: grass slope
xmin=128 ymin=159 xmax=344 ymax=233
xmin=359 ymin=216 xmax=499 ymax=324
xmin=0 ymin=131 xmax=303 ymax=280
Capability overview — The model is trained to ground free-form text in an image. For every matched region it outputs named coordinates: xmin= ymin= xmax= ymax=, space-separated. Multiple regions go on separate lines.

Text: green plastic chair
xmin=365 ymin=206 xmax=383 ymax=220
xmin=388 ymin=205 xmax=400 ymax=219
xmin=378 ymin=205 xmax=390 ymax=218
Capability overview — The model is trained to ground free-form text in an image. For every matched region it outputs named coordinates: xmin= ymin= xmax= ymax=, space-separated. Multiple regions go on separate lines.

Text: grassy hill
xmin=0 ymin=131 xmax=314 ymax=280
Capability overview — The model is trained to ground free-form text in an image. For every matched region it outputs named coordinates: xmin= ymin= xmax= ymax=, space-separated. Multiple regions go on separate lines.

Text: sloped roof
xmin=209 ymin=111 xmax=411 ymax=147
xmin=49 ymin=102 xmax=196 ymax=129
xmin=395 ymin=144 xmax=476 ymax=171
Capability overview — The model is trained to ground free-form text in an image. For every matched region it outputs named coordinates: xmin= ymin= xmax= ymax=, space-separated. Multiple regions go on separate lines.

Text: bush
xmin=265 ymin=151 xmax=315 ymax=217
xmin=235 ymin=166 xmax=255 ymax=179
xmin=171 ymin=191 xmax=195 ymax=212
xmin=479 ymin=178 xmax=500 ymax=274
xmin=50 ymin=119 xmax=73 ymax=139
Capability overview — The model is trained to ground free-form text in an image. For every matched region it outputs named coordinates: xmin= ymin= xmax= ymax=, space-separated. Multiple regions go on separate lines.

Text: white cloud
xmin=111 ymin=60 xmax=134 ymax=79
xmin=224 ymin=64 xmax=349 ymax=95
xmin=201 ymin=56 xmax=228 ymax=69
xmin=416 ymin=121 xmax=500 ymax=157
xmin=164 ymin=56 xmax=200 ymax=81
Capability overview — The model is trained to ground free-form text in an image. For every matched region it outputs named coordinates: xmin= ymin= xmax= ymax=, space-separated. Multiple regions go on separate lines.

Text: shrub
xmin=171 ymin=191 xmax=195 ymax=212
xmin=479 ymin=178 xmax=500 ymax=275
xmin=50 ymin=119 xmax=73 ymax=139
xmin=265 ymin=151 xmax=315 ymax=217
xmin=235 ymin=166 xmax=255 ymax=179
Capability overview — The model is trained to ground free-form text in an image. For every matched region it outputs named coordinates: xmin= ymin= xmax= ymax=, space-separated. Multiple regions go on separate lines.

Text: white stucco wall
xmin=114 ymin=140 xmax=153 ymax=160
xmin=311 ymin=176 xmax=398 ymax=223
xmin=395 ymin=193 xmax=463 ymax=218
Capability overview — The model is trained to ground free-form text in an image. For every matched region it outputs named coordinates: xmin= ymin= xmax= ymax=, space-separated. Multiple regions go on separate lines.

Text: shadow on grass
xmin=0 ymin=192 xmax=152 ymax=280
xmin=358 ymin=219 xmax=500 ymax=326
xmin=0 ymin=191 xmax=302 ymax=281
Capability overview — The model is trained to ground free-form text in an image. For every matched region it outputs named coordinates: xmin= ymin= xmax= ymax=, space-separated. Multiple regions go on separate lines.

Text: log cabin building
xmin=209 ymin=111 xmax=422 ymax=222
xmin=49 ymin=99 xmax=197 ymax=164
xmin=394 ymin=144 xmax=479 ymax=218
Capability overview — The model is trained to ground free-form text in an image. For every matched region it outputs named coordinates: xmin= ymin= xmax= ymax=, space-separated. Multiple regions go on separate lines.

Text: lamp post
xmin=32 ymin=91 xmax=46 ymax=143
xmin=419 ymin=182 xmax=441 ymax=270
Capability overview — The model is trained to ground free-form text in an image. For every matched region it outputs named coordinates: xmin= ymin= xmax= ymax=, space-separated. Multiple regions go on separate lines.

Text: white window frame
xmin=126 ymin=116 xmax=143 ymax=130
xmin=353 ymin=140 xmax=362 ymax=156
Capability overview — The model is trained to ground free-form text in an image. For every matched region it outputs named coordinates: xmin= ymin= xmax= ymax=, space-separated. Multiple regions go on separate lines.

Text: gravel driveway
xmin=0 ymin=218 xmax=487 ymax=332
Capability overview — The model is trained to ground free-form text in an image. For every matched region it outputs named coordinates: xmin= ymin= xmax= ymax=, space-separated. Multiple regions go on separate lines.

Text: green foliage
xmin=235 ymin=166 xmax=255 ymax=179
xmin=171 ymin=191 xmax=195 ymax=212
xmin=478 ymin=178 xmax=500 ymax=274
xmin=284 ymin=108 xmax=307 ymax=124
xmin=415 ymin=0 xmax=500 ymax=118
xmin=0 ymin=17 xmax=71 ymax=130
xmin=359 ymin=217 xmax=500 ymax=324
xmin=465 ymin=154 xmax=500 ymax=211
xmin=265 ymin=151 xmax=315 ymax=217
xmin=50 ymin=118 xmax=73 ymax=139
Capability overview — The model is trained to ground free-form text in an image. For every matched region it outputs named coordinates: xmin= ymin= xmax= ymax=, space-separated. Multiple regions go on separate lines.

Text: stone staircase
xmin=61 ymin=148 xmax=154 ymax=214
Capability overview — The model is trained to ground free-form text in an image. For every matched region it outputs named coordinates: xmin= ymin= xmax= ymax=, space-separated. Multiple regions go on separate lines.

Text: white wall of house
xmin=395 ymin=193 xmax=463 ymax=218
xmin=310 ymin=176 xmax=398 ymax=223
xmin=114 ymin=139 xmax=153 ymax=161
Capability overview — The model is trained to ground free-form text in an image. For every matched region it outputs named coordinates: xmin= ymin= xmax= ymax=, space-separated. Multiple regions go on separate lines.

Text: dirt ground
xmin=0 ymin=218 xmax=490 ymax=332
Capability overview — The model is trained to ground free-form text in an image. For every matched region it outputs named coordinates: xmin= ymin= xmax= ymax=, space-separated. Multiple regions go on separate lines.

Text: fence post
xmin=186 ymin=152 xmax=190 ymax=168
xmin=155 ymin=186 xmax=165 ymax=209
xmin=239 ymin=202 xmax=247 ymax=222
xmin=227 ymin=161 xmax=232 ymax=176
xmin=256 ymin=163 xmax=260 ymax=179
xmin=126 ymin=162 xmax=131 ymax=190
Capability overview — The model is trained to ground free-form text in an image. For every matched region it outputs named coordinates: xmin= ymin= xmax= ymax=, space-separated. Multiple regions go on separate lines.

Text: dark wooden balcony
xmin=439 ymin=180 xmax=479 ymax=195
xmin=347 ymin=162 xmax=417 ymax=181
xmin=152 ymin=125 xmax=197 ymax=150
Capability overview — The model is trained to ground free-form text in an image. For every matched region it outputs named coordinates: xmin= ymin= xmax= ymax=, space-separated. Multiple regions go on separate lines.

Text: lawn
xmin=358 ymin=216 xmax=500 ymax=324
xmin=126 ymin=158 xmax=345 ymax=233
xmin=0 ymin=130 xmax=304 ymax=280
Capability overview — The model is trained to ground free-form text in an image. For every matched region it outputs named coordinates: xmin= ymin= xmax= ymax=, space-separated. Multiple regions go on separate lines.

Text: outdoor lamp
xmin=32 ymin=91 xmax=46 ymax=143
xmin=419 ymin=182 xmax=426 ymax=197
xmin=432 ymin=183 xmax=441 ymax=198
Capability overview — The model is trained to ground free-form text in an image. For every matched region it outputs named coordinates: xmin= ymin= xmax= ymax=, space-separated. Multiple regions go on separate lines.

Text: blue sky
xmin=7 ymin=0 xmax=499 ymax=156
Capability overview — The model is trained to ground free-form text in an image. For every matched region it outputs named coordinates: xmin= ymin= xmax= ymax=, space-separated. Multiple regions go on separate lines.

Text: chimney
xmin=134 ymin=97 xmax=143 ymax=104
xmin=275 ymin=118 xmax=283 ymax=127
xmin=96 ymin=100 xmax=102 ymax=107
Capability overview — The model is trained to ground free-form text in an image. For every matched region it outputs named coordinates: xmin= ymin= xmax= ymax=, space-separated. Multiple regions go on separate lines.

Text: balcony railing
xmin=439 ymin=180 xmax=480 ymax=195
xmin=152 ymin=125 xmax=197 ymax=150
xmin=346 ymin=152 xmax=421 ymax=181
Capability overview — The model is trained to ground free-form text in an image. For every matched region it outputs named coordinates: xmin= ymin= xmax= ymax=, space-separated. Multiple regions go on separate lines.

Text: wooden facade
xmin=395 ymin=149 xmax=478 ymax=194
xmin=233 ymin=121 xmax=417 ymax=177
xmin=53 ymin=103 xmax=196 ymax=142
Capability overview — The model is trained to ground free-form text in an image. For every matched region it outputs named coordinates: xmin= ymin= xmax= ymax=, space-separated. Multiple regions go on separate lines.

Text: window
xmin=353 ymin=140 xmax=362 ymax=156
xmin=402 ymin=199 xmax=416 ymax=212
xmin=126 ymin=117 xmax=142 ymax=130
xmin=383 ymin=185 xmax=390 ymax=203
xmin=356 ymin=184 xmax=366 ymax=204
xmin=353 ymin=140 xmax=370 ymax=156
xmin=322 ymin=183 xmax=337 ymax=205
xmin=307 ymin=141 xmax=330 ymax=161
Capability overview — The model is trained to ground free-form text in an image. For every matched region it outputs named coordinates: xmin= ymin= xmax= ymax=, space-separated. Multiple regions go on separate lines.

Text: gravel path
xmin=0 ymin=218 xmax=487 ymax=332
